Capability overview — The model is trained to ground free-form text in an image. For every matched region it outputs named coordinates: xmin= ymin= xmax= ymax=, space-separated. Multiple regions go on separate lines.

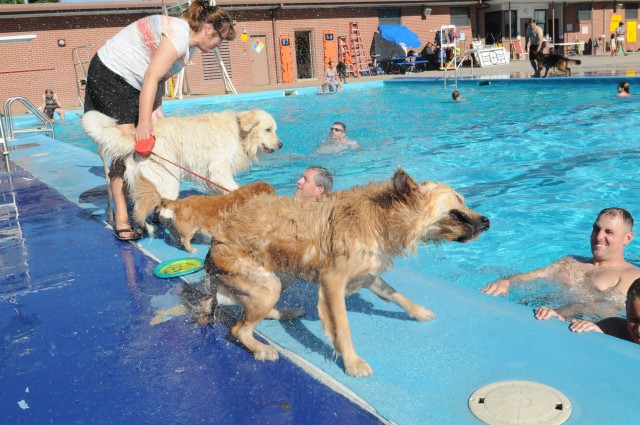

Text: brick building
xmin=0 ymin=1 xmax=634 ymax=109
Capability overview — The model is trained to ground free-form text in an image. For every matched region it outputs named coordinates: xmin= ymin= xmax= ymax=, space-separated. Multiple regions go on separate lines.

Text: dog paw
xmin=253 ymin=345 xmax=279 ymax=362
xmin=345 ymin=358 xmax=373 ymax=377
xmin=411 ymin=306 xmax=436 ymax=322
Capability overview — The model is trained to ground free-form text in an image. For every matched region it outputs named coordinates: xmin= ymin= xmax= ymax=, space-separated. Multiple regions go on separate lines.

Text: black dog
xmin=336 ymin=61 xmax=348 ymax=83
xmin=536 ymin=52 xmax=582 ymax=77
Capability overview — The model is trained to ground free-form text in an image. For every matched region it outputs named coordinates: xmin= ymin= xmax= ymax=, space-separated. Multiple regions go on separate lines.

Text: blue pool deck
xmin=2 ymin=89 xmax=640 ymax=424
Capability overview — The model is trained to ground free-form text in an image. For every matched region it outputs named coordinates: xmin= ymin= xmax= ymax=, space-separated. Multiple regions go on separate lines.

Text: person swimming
xmin=615 ymin=81 xmax=630 ymax=98
xmin=315 ymin=121 xmax=359 ymax=153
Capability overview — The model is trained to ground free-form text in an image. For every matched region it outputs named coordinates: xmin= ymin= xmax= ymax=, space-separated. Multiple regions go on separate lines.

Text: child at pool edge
xmin=40 ymin=89 xmax=65 ymax=122
xmin=452 ymin=90 xmax=461 ymax=101
xmin=610 ymin=33 xmax=617 ymax=57
xmin=615 ymin=81 xmax=630 ymax=98
xmin=534 ymin=277 xmax=640 ymax=344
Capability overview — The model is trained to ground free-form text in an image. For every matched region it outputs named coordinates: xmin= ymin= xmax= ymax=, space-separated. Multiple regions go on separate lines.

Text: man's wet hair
xmin=333 ymin=121 xmax=346 ymax=132
xmin=307 ymin=165 xmax=333 ymax=194
xmin=618 ymin=81 xmax=630 ymax=93
xmin=598 ymin=207 xmax=634 ymax=229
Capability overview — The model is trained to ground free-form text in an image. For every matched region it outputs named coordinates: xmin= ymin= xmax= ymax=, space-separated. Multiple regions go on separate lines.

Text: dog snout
xmin=277 ymin=139 xmax=283 ymax=150
xmin=450 ymin=209 xmax=490 ymax=232
xmin=479 ymin=215 xmax=490 ymax=231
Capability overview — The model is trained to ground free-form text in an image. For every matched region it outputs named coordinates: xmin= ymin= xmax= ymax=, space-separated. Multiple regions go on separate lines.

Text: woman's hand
xmin=135 ymin=119 xmax=154 ymax=142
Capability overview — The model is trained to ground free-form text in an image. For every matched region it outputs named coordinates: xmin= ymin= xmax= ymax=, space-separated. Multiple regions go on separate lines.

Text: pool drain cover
xmin=468 ymin=380 xmax=571 ymax=425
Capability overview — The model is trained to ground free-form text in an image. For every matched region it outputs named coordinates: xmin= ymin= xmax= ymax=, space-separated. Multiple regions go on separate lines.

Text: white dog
xmin=82 ymin=109 xmax=283 ymax=220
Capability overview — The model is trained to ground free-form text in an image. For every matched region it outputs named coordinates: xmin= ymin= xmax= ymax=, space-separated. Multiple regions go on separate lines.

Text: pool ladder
xmin=1 ymin=97 xmax=54 ymax=172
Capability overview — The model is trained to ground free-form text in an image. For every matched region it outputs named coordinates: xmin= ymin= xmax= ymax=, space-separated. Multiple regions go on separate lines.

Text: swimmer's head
xmin=452 ymin=90 xmax=461 ymax=101
xmin=626 ymin=278 xmax=640 ymax=344
xmin=597 ymin=207 xmax=634 ymax=230
xmin=295 ymin=165 xmax=333 ymax=199
xmin=329 ymin=122 xmax=346 ymax=139
xmin=618 ymin=81 xmax=630 ymax=94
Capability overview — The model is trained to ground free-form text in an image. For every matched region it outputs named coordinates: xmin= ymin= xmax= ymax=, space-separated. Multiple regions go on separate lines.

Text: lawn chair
xmin=511 ymin=40 xmax=528 ymax=61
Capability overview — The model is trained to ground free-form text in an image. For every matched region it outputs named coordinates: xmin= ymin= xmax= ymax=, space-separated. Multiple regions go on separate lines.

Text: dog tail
xmin=131 ymin=175 xmax=179 ymax=226
xmin=569 ymin=59 xmax=582 ymax=65
xmin=82 ymin=110 xmax=136 ymax=159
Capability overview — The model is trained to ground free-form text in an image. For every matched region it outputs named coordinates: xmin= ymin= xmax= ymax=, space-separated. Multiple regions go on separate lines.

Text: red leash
xmin=150 ymin=152 xmax=232 ymax=193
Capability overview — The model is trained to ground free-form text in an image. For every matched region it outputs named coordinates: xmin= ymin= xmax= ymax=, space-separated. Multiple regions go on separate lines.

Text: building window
xmin=534 ymin=10 xmax=547 ymax=36
xmin=502 ymin=10 xmax=518 ymax=38
xmin=451 ymin=7 xmax=470 ymax=27
xmin=626 ymin=3 xmax=639 ymax=20
xmin=378 ymin=9 xmax=401 ymax=25
xmin=577 ymin=4 xmax=591 ymax=22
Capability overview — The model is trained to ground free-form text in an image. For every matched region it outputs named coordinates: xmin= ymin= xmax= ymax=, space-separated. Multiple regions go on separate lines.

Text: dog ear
xmin=237 ymin=110 xmax=260 ymax=138
xmin=393 ymin=167 xmax=419 ymax=195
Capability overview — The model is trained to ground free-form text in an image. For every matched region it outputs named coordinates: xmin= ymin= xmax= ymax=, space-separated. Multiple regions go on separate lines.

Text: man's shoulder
xmin=621 ymin=260 xmax=640 ymax=275
xmin=557 ymin=255 xmax=589 ymax=264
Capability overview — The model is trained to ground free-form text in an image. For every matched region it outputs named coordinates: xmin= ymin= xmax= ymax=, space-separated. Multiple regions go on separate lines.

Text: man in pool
xmin=316 ymin=122 xmax=359 ymax=153
xmin=294 ymin=165 xmax=333 ymax=199
xmin=533 ymin=277 xmax=640 ymax=344
xmin=482 ymin=207 xmax=640 ymax=300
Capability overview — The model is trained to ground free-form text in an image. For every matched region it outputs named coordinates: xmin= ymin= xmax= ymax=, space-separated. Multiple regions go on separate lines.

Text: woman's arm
xmin=136 ymin=35 xmax=180 ymax=141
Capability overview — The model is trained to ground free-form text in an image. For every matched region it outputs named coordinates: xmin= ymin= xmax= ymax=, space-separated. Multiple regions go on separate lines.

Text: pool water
xmin=48 ymin=77 xmax=640 ymax=317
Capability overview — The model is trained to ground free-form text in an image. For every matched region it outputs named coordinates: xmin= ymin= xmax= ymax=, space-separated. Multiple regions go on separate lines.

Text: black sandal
xmin=113 ymin=228 xmax=142 ymax=241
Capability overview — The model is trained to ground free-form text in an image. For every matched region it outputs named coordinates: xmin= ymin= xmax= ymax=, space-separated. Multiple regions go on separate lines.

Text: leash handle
xmin=149 ymin=152 xmax=232 ymax=193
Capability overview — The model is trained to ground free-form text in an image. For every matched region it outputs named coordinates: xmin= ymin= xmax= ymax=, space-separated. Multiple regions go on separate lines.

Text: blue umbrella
xmin=378 ymin=25 xmax=422 ymax=48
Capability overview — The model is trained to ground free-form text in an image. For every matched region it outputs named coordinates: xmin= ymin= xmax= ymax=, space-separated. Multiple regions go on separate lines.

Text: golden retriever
xmin=206 ymin=168 xmax=489 ymax=377
xmin=81 ymin=109 xmax=282 ymax=204
xmin=131 ymin=177 xmax=275 ymax=253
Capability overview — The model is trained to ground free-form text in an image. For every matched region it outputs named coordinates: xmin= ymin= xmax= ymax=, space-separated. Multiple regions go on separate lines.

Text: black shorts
xmin=84 ymin=54 xmax=164 ymax=180
xmin=84 ymin=54 xmax=164 ymax=125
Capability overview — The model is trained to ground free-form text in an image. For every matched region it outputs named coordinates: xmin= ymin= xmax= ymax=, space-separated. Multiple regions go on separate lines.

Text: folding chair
xmin=511 ymin=40 xmax=528 ymax=61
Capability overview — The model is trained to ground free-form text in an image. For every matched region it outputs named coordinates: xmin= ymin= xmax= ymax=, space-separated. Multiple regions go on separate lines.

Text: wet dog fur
xmin=132 ymin=177 xmax=275 ymax=253
xmin=536 ymin=52 xmax=581 ymax=77
xmin=82 ymin=109 xmax=283 ymax=209
xmin=205 ymin=168 xmax=490 ymax=377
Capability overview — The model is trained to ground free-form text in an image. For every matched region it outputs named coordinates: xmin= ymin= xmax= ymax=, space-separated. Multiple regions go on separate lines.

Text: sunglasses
xmin=215 ymin=28 xmax=226 ymax=43
xmin=330 ymin=127 xmax=344 ymax=132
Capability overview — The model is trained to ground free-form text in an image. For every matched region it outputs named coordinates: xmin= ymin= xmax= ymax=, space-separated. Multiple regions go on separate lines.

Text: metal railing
xmin=1 ymin=97 xmax=55 ymax=171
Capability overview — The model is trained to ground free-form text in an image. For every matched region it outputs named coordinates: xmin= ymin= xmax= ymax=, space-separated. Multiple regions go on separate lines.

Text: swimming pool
xmin=47 ymin=77 xmax=640 ymax=318
xmin=7 ymin=77 xmax=640 ymax=424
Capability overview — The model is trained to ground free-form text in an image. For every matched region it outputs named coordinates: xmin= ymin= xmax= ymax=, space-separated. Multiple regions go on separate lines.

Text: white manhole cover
xmin=468 ymin=380 xmax=571 ymax=425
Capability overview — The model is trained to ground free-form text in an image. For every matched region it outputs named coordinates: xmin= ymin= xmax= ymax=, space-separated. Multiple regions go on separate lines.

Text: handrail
xmin=72 ymin=44 xmax=93 ymax=108
xmin=439 ymin=24 xmax=460 ymax=89
xmin=2 ymin=96 xmax=55 ymax=171
xmin=0 ymin=111 xmax=9 ymax=171
xmin=3 ymin=96 xmax=54 ymax=141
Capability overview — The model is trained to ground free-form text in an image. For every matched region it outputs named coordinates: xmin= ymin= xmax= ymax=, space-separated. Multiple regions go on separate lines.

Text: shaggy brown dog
xmin=132 ymin=177 xmax=275 ymax=253
xmin=536 ymin=52 xmax=582 ymax=77
xmin=207 ymin=168 xmax=489 ymax=377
